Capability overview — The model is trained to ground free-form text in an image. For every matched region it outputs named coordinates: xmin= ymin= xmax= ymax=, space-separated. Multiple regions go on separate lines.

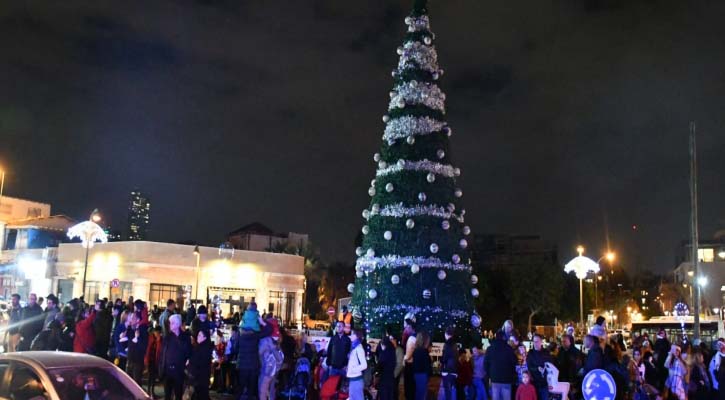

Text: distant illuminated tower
xmin=127 ymin=189 xmax=151 ymax=241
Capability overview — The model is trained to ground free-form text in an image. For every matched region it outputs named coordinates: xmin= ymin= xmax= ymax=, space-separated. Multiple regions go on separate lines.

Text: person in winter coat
xmin=664 ymin=344 xmax=687 ymax=400
xmin=688 ymin=350 xmax=711 ymax=400
xmin=348 ymin=328 xmax=369 ymax=400
xmin=223 ymin=325 xmax=240 ymax=394
xmin=556 ymin=334 xmax=581 ymax=384
xmin=484 ymin=330 xmax=517 ymax=400
xmin=456 ymin=349 xmax=473 ymax=400
xmin=125 ymin=310 xmax=149 ymax=386
xmin=325 ymin=321 xmax=352 ymax=381
xmin=160 ymin=314 xmax=192 ymax=400
xmin=376 ymin=335 xmax=397 ymax=400
xmin=112 ymin=310 xmax=130 ymax=370
xmin=525 ymin=334 xmax=552 ymax=400
xmin=715 ymin=341 xmax=725 ymax=400
xmin=653 ymin=329 xmax=671 ymax=391
xmin=189 ymin=328 xmax=214 ymax=400
xmin=93 ymin=299 xmax=113 ymax=360
xmin=259 ymin=320 xmax=283 ymax=400
xmin=237 ymin=315 xmax=268 ymax=399
xmin=73 ymin=303 xmax=98 ymax=354
xmin=582 ymin=335 xmax=603 ymax=375
xmin=472 ymin=345 xmax=488 ymax=400
xmin=441 ymin=327 xmax=459 ymax=400
xmin=30 ymin=319 xmax=73 ymax=351
xmin=42 ymin=294 xmax=60 ymax=329
xmin=18 ymin=293 xmax=44 ymax=351
xmin=403 ymin=318 xmax=418 ymax=400
xmin=190 ymin=305 xmax=214 ymax=340
xmin=145 ymin=325 xmax=163 ymax=398
xmin=7 ymin=294 xmax=22 ymax=352
xmin=514 ymin=371 xmax=536 ymax=400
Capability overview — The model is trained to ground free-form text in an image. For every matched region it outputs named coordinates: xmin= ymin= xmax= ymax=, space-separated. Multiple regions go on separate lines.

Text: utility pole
xmin=689 ymin=121 xmax=701 ymax=342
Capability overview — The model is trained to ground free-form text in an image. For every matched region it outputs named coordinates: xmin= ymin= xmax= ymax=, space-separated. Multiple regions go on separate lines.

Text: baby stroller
xmin=280 ymin=358 xmax=312 ymax=400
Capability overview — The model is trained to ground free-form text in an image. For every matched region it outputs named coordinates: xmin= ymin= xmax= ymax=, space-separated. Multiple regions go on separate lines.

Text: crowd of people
xmin=6 ymin=293 xmax=725 ymax=400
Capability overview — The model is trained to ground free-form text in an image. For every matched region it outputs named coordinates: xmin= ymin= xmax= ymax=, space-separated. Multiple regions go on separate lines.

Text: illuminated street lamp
xmin=565 ymin=245 xmax=600 ymax=328
xmin=67 ymin=209 xmax=107 ymax=300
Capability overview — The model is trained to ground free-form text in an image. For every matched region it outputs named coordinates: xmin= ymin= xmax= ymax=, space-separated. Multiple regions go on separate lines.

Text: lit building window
xmin=698 ymin=248 xmax=714 ymax=262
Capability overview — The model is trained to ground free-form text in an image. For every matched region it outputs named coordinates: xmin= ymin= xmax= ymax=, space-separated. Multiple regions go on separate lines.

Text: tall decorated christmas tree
xmin=350 ymin=0 xmax=480 ymax=341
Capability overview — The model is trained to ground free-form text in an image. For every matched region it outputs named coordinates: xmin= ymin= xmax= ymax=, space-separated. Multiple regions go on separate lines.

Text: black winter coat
xmin=189 ymin=340 xmax=214 ymax=386
xmin=20 ymin=304 xmax=44 ymax=344
xmin=326 ymin=333 xmax=351 ymax=369
xmin=441 ymin=338 xmax=458 ymax=374
xmin=127 ymin=324 xmax=149 ymax=364
xmin=526 ymin=348 xmax=553 ymax=389
xmin=160 ymin=330 xmax=192 ymax=379
xmin=556 ymin=345 xmax=582 ymax=383
xmin=237 ymin=329 xmax=263 ymax=371
xmin=583 ymin=346 xmax=604 ymax=374
xmin=483 ymin=338 xmax=517 ymax=384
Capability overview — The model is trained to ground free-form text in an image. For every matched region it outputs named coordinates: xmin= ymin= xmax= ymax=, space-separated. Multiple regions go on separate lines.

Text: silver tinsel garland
xmin=356 ymin=254 xmax=473 ymax=272
xmin=405 ymin=15 xmax=430 ymax=32
xmin=388 ymin=81 xmax=446 ymax=113
xmin=397 ymin=41 xmax=439 ymax=73
xmin=376 ymin=159 xmax=456 ymax=178
xmin=372 ymin=304 xmax=469 ymax=319
xmin=372 ymin=202 xmax=465 ymax=223
xmin=383 ymin=116 xmax=446 ymax=142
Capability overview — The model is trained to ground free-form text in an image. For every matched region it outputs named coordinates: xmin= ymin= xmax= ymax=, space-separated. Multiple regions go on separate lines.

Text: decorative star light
xmin=564 ymin=248 xmax=600 ymax=280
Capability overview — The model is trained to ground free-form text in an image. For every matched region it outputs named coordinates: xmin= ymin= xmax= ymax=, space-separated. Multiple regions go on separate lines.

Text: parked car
xmin=0 ymin=351 xmax=150 ymax=399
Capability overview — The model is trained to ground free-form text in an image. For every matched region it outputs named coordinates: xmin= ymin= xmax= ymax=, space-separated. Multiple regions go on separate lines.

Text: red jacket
xmin=515 ymin=383 xmax=537 ymax=400
xmin=73 ymin=310 xmax=97 ymax=353
xmin=145 ymin=333 xmax=163 ymax=367
xmin=456 ymin=358 xmax=473 ymax=386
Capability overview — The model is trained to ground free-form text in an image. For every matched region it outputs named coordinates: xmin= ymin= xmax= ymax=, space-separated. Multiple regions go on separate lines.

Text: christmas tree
xmin=350 ymin=0 xmax=480 ymax=341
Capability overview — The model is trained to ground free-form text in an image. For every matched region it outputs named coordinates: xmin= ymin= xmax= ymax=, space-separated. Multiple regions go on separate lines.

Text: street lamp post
xmin=193 ymin=246 xmax=201 ymax=302
xmin=67 ymin=209 xmax=107 ymax=300
xmin=565 ymin=245 xmax=601 ymax=330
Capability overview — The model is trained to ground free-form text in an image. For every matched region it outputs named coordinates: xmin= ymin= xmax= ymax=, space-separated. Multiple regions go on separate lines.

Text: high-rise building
xmin=127 ymin=190 xmax=150 ymax=241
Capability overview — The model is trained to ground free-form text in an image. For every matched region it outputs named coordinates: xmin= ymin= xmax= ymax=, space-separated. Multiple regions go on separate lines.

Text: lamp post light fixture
xmin=67 ymin=209 xmax=108 ymax=300
xmin=565 ymin=245 xmax=600 ymax=329
xmin=193 ymin=245 xmax=201 ymax=302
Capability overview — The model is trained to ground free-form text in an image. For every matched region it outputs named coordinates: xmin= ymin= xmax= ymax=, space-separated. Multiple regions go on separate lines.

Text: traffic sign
xmin=582 ymin=369 xmax=616 ymax=400
xmin=327 ymin=306 xmax=336 ymax=316
xmin=111 ymin=279 xmax=120 ymax=288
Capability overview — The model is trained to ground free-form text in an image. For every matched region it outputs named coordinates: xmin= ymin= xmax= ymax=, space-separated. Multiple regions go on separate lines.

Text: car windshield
xmin=46 ymin=366 xmax=147 ymax=400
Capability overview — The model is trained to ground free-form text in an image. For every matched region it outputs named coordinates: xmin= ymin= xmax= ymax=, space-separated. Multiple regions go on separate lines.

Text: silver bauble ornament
xmin=426 ymin=173 xmax=435 ymax=183
xmin=459 ymin=239 xmax=468 ymax=249
xmin=454 ymin=189 xmax=463 ymax=198
xmin=441 ymin=220 xmax=450 ymax=230
xmin=463 ymin=226 xmax=471 ymax=235
xmin=362 ymin=209 xmax=370 ymax=219
xmin=356 ymin=270 xmax=364 ymax=278
xmin=447 ymin=203 xmax=455 ymax=212
xmin=452 ymin=254 xmax=461 ymax=264
xmin=410 ymin=80 xmax=418 ymax=86
xmin=411 ymin=264 xmax=420 ymax=274
xmin=372 ymin=203 xmax=380 ymax=213
xmin=347 ymin=283 xmax=355 ymax=293
xmin=422 ymin=289 xmax=432 ymax=299
xmin=368 ymin=187 xmax=376 ymax=196
xmin=432 ymin=72 xmax=440 ymax=80
xmin=430 ymin=243 xmax=439 ymax=254
xmin=406 ymin=218 xmax=415 ymax=229
xmin=355 ymin=247 xmax=364 ymax=256
xmin=397 ymin=46 xmax=404 ymax=55
xmin=418 ymin=192 xmax=427 ymax=202
xmin=471 ymin=288 xmax=480 ymax=298
xmin=382 ymin=115 xmax=390 ymax=123
xmin=396 ymin=99 xmax=405 ymax=108
xmin=471 ymin=314 xmax=482 ymax=328
xmin=437 ymin=270 xmax=447 ymax=280
xmin=383 ymin=231 xmax=392 ymax=240
xmin=446 ymin=127 xmax=453 ymax=137
xmin=437 ymin=149 xmax=445 ymax=159
xmin=362 ymin=225 xmax=370 ymax=235
xmin=391 ymin=274 xmax=400 ymax=285
xmin=385 ymin=183 xmax=394 ymax=193
xmin=366 ymin=248 xmax=375 ymax=257
xmin=423 ymin=36 xmax=432 ymax=45
xmin=378 ymin=160 xmax=387 ymax=169
xmin=374 ymin=153 xmax=381 ymax=162
xmin=368 ymin=289 xmax=378 ymax=299
xmin=406 ymin=135 xmax=415 ymax=145
xmin=397 ymin=159 xmax=405 ymax=168
xmin=454 ymin=168 xmax=461 ymax=176
xmin=371 ymin=179 xmax=376 ymax=186
xmin=471 ymin=275 xmax=479 ymax=285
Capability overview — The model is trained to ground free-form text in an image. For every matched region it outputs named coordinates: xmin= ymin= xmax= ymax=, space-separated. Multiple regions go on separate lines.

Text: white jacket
xmin=347 ymin=344 xmax=368 ymax=379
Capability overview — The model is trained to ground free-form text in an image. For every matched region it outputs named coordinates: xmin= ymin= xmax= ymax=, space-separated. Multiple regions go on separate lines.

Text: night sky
xmin=2 ymin=1 xmax=724 ymax=273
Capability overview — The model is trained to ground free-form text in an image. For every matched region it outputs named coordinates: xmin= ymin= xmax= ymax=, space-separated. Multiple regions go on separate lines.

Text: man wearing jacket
xmin=160 ymin=314 xmax=191 ymax=400
xmin=325 ymin=321 xmax=351 ymax=382
xmin=526 ymin=334 xmax=553 ymax=400
xmin=18 ymin=293 xmax=43 ymax=351
xmin=7 ymin=294 xmax=22 ymax=352
xmin=125 ymin=310 xmax=149 ymax=386
xmin=441 ymin=327 xmax=459 ymax=400
xmin=237 ymin=321 xmax=269 ymax=399
xmin=484 ymin=330 xmax=517 ymax=400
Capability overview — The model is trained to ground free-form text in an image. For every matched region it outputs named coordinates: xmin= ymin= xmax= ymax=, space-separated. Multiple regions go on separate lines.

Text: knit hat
xmin=267 ymin=318 xmax=280 ymax=340
xmin=197 ymin=305 xmax=207 ymax=315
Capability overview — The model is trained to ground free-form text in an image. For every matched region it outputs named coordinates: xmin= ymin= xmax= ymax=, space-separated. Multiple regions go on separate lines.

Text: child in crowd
xmin=240 ymin=301 xmax=260 ymax=332
xmin=515 ymin=371 xmax=537 ymax=400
